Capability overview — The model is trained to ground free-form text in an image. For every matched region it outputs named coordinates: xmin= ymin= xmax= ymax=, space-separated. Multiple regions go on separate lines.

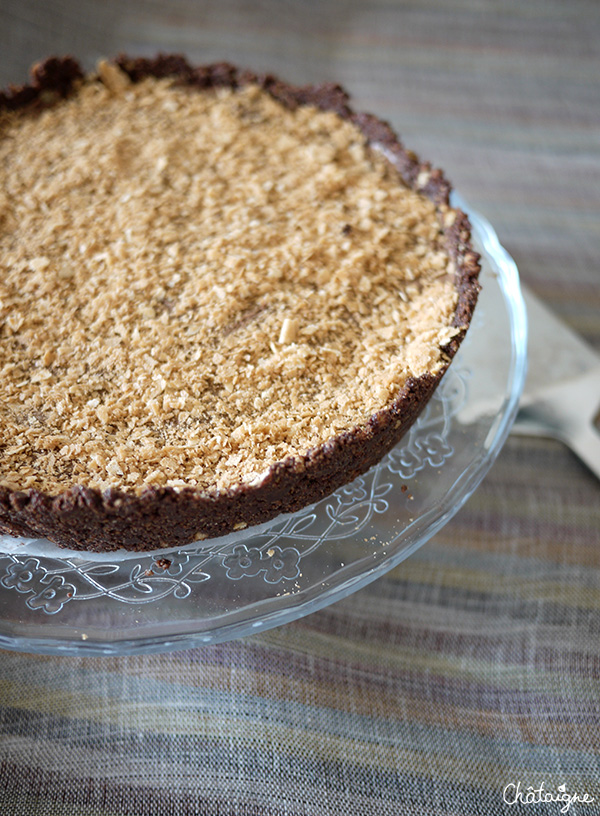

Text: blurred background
xmin=1 ymin=0 xmax=599 ymax=350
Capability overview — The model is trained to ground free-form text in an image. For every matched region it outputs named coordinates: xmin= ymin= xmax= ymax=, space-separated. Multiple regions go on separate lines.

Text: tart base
xmin=0 ymin=56 xmax=480 ymax=552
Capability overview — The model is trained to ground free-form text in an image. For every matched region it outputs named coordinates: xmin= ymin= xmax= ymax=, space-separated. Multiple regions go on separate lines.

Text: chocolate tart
xmin=0 ymin=56 xmax=480 ymax=552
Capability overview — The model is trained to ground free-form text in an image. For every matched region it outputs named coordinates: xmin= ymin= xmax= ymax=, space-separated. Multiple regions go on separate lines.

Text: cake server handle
xmin=564 ymin=421 xmax=600 ymax=482
xmin=512 ymin=368 xmax=600 ymax=482
xmin=513 ymin=414 xmax=600 ymax=482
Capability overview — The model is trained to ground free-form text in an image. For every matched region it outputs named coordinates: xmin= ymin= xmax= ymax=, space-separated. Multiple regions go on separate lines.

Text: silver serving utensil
xmin=512 ymin=286 xmax=600 ymax=481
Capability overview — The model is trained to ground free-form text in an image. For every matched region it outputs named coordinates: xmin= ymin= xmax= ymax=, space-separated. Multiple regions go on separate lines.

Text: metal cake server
xmin=512 ymin=286 xmax=600 ymax=481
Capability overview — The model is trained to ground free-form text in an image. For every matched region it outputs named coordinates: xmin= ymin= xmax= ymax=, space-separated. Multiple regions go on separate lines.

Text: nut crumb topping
xmin=96 ymin=60 xmax=131 ymax=95
xmin=279 ymin=317 xmax=299 ymax=345
xmin=0 ymin=74 xmax=458 ymax=495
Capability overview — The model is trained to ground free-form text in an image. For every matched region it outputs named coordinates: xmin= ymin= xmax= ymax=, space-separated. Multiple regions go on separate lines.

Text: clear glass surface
xmin=0 ymin=199 xmax=527 ymax=655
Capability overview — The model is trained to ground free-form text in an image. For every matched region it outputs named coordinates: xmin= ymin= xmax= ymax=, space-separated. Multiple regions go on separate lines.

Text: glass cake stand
xmin=0 ymin=198 xmax=527 ymax=655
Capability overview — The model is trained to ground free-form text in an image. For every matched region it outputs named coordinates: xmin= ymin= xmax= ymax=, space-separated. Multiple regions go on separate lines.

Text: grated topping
xmin=0 ymin=67 xmax=458 ymax=495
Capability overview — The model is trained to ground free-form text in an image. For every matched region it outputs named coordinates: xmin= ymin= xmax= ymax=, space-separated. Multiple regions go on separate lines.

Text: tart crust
xmin=0 ymin=56 xmax=480 ymax=552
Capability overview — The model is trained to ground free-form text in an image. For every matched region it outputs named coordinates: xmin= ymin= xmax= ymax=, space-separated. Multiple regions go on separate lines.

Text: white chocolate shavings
xmin=0 ymin=71 xmax=458 ymax=495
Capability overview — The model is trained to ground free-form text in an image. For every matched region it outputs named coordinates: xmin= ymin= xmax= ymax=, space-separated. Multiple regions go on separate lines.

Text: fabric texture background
xmin=1 ymin=1 xmax=599 ymax=813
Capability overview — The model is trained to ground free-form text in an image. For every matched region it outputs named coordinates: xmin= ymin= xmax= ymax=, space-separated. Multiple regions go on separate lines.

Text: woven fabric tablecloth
xmin=1 ymin=1 xmax=599 ymax=813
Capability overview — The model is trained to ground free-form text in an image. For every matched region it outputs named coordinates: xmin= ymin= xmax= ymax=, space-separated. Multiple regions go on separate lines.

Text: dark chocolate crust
xmin=0 ymin=55 xmax=480 ymax=552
